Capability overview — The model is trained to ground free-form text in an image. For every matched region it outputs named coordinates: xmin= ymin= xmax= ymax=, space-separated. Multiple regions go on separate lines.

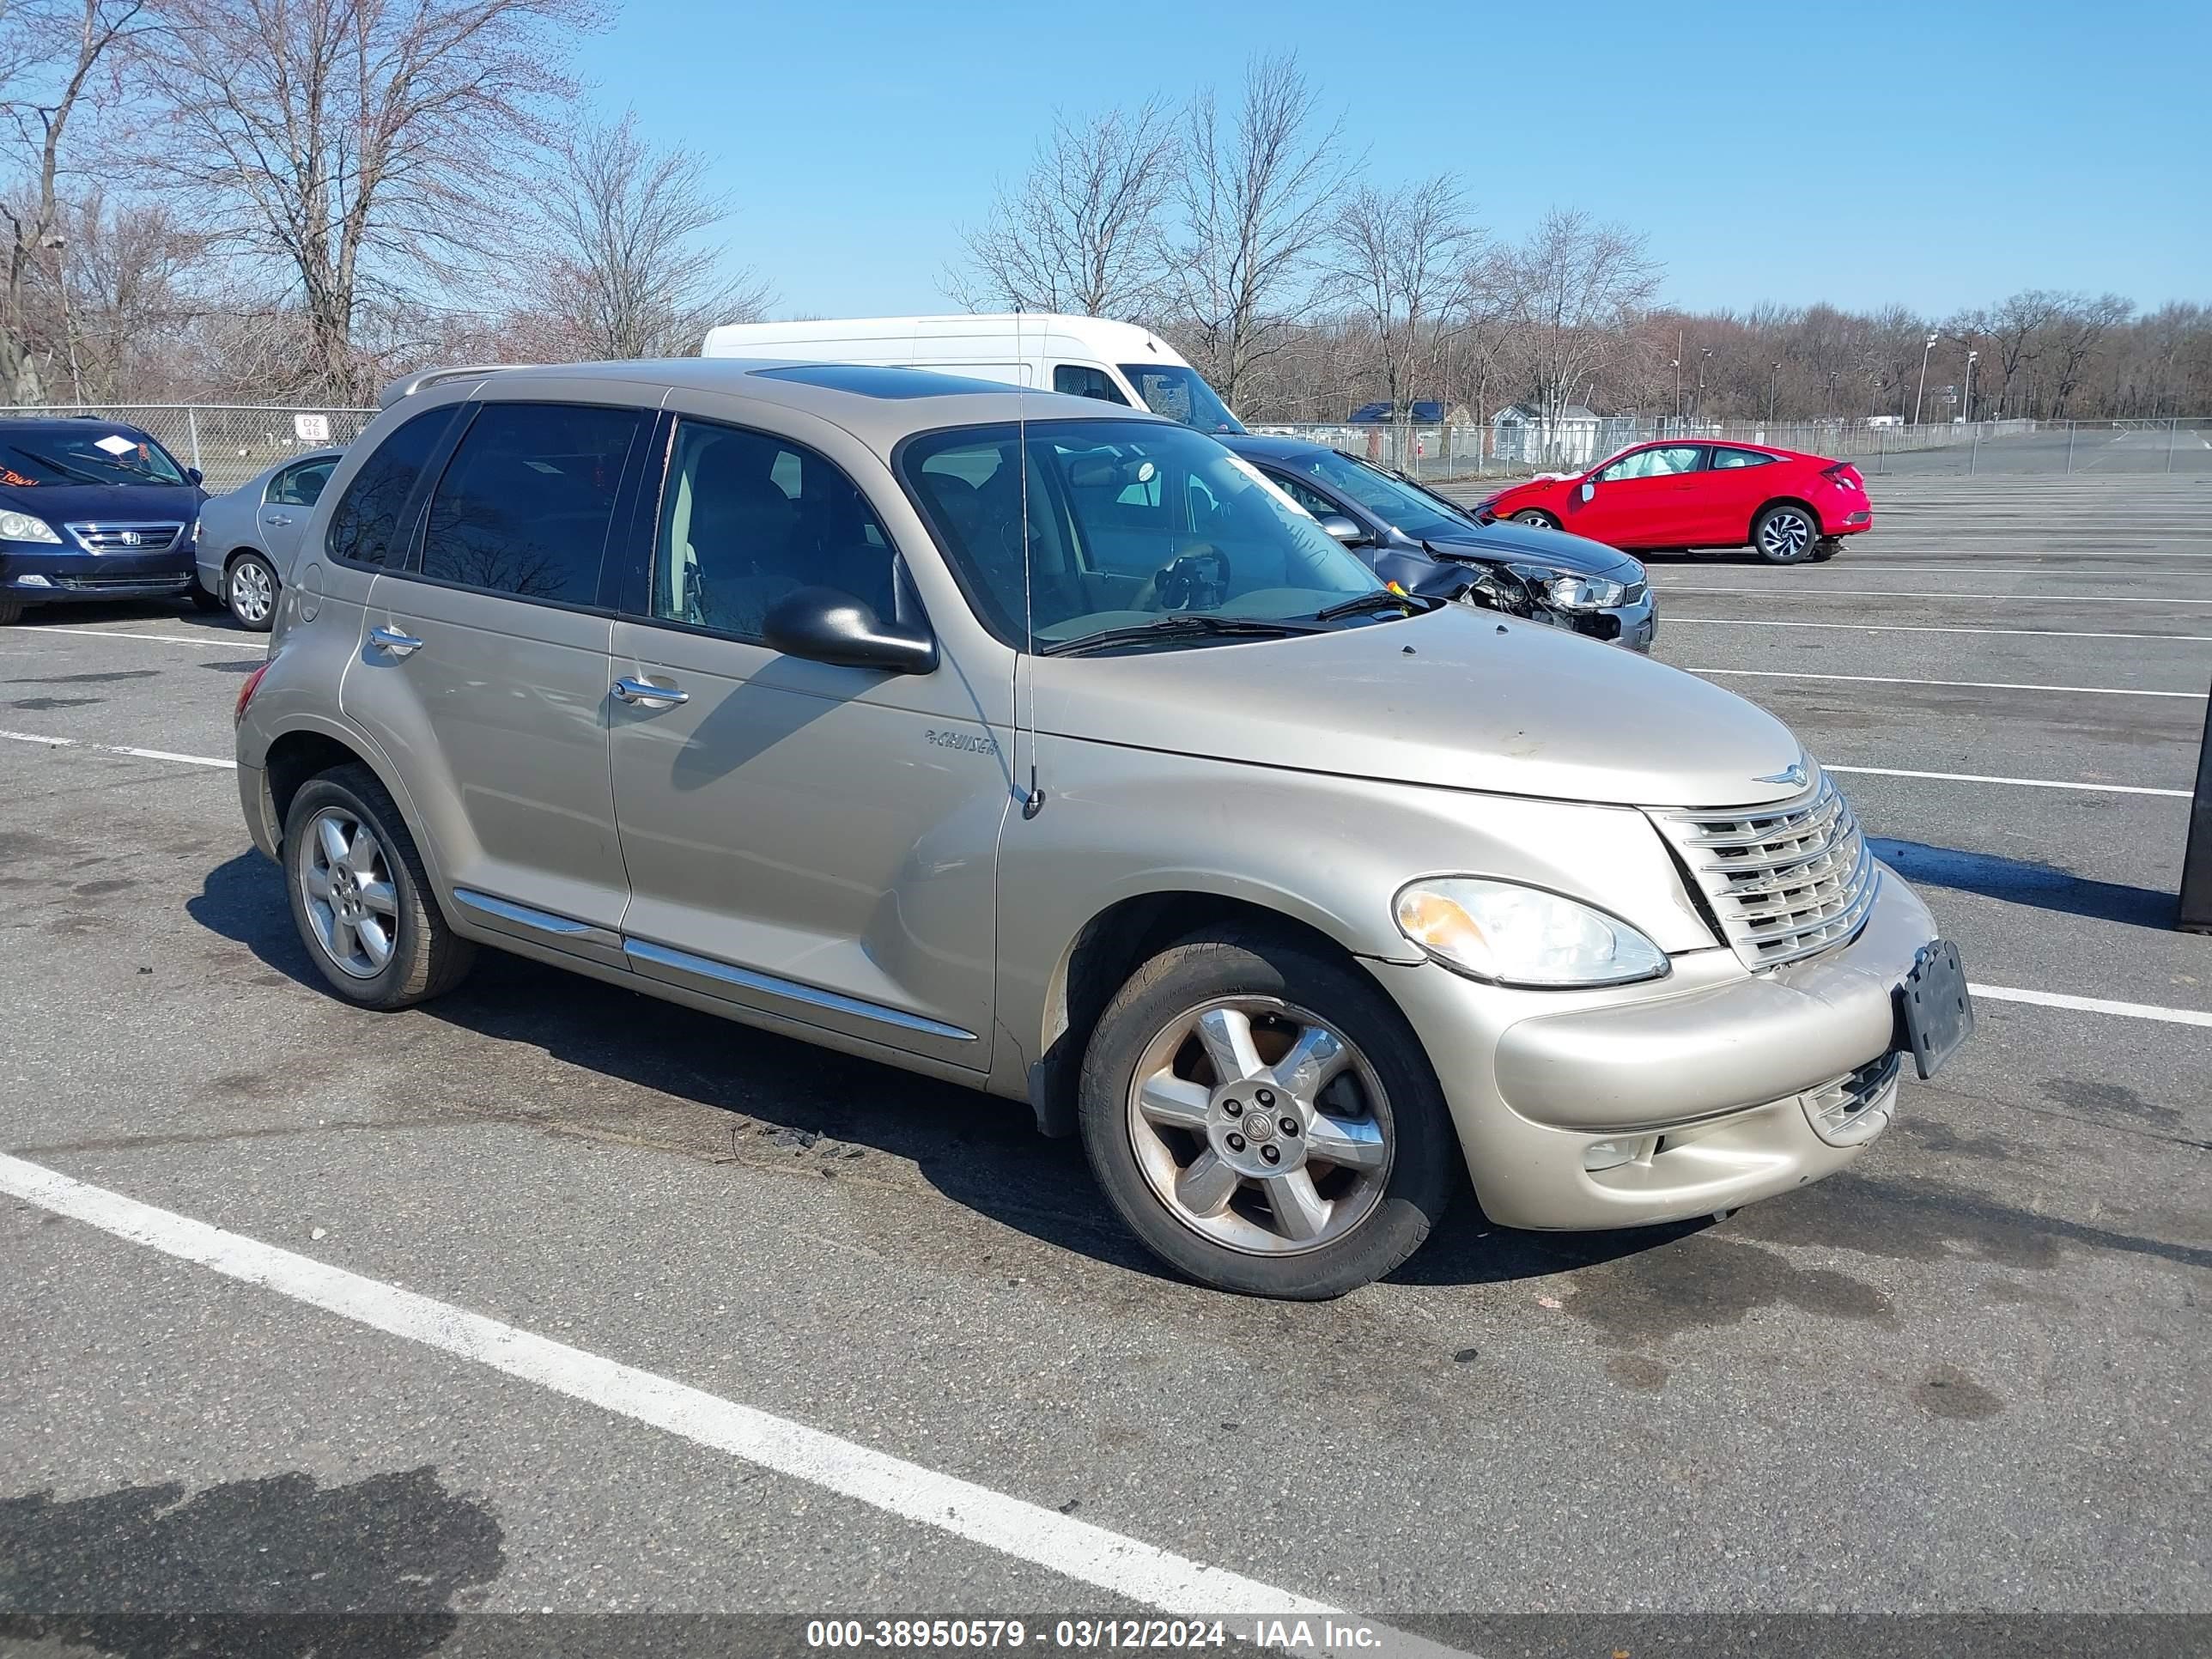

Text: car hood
xmin=1034 ymin=603 xmax=1804 ymax=808
xmin=0 ymin=481 xmax=203 ymax=527
xmin=1419 ymin=520 xmax=1638 ymax=579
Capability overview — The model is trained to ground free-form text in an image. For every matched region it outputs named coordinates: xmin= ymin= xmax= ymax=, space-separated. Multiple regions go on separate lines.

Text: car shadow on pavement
xmin=0 ymin=1465 xmax=501 ymax=1657
xmin=186 ymin=852 xmax=1683 ymax=1294
xmin=1868 ymin=836 xmax=2177 ymax=929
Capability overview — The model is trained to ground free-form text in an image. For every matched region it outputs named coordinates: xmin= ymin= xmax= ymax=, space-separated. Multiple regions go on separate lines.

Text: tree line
xmin=3 ymin=3 xmax=2205 ymax=422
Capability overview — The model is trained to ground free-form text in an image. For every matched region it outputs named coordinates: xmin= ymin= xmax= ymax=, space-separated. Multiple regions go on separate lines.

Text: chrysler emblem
xmin=1756 ymin=760 xmax=1810 ymax=788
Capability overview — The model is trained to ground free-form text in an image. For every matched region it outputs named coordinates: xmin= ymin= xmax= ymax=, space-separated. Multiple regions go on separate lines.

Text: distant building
xmin=1491 ymin=401 xmax=1604 ymax=467
xmin=1349 ymin=399 xmax=1474 ymax=425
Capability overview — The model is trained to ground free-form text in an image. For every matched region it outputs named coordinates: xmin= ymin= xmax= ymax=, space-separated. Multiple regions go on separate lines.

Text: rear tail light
xmin=1823 ymin=463 xmax=1865 ymax=490
xmin=235 ymin=659 xmax=272 ymax=725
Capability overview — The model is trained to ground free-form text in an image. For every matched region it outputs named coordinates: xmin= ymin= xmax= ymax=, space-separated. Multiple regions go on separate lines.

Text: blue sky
xmin=585 ymin=0 xmax=2208 ymax=321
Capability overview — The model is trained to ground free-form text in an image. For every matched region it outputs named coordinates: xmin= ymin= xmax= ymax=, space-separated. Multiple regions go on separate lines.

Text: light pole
xmin=1671 ymin=328 xmax=1683 ymax=433
xmin=1963 ymin=350 xmax=1978 ymax=424
xmin=1912 ymin=331 xmax=1938 ymax=426
xmin=1766 ymin=361 xmax=1781 ymax=426
xmin=1693 ymin=346 xmax=1712 ymax=425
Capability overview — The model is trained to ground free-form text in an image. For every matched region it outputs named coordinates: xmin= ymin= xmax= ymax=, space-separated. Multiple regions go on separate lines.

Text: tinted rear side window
xmin=326 ymin=408 xmax=459 ymax=568
xmin=418 ymin=403 xmax=643 ymax=605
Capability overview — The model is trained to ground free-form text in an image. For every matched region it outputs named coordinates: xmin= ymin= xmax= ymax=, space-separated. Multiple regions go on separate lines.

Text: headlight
xmin=1394 ymin=877 xmax=1668 ymax=988
xmin=1542 ymin=574 xmax=1626 ymax=611
xmin=0 ymin=509 xmax=61 ymax=544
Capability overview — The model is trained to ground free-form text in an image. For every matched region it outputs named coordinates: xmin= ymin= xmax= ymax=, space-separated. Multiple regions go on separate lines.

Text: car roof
xmin=1220 ymin=432 xmax=1340 ymax=461
xmin=0 ymin=416 xmax=157 ymax=439
xmin=392 ymin=358 xmax=1169 ymax=453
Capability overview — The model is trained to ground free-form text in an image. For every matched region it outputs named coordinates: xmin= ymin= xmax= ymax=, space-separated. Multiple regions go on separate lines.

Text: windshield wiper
xmin=1039 ymin=616 xmax=1320 ymax=658
xmin=1311 ymin=588 xmax=1437 ymax=623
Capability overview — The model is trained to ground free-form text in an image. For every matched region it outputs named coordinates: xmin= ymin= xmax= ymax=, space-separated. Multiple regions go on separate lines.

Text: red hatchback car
xmin=1474 ymin=440 xmax=1874 ymax=564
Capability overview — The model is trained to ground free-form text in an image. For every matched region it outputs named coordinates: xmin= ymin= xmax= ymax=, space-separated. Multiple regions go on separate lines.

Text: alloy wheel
xmin=1125 ymin=996 xmax=1393 ymax=1256
xmin=229 ymin=558 xmax=274 ymax=625
xmin=1759 ymin=509 xmax=1814 ymax=561
xmin=299 ymin=806 xmax=398 ymax=978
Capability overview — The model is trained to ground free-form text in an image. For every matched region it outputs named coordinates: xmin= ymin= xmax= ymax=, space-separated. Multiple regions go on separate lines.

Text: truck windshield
xmin=1116 ymin=365 xmax=1245 ymax=434
xmin=1274 ymin=447 xmax=1468 ymax=542
xmin=902 ymin=418 xmax=1380 ymax=653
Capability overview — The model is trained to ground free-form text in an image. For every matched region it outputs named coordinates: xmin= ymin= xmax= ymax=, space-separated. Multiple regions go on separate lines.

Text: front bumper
xmin=3 ymin=537 xmax=197 ymax=604
xmin=1369 ymin=865 xmax=1942 ymax=1231
xmin=1550 ymin=588 xmax=1656 ymax=653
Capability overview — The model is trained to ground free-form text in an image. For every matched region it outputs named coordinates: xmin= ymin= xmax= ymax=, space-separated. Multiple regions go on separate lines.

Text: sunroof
xmin=749 ymin=364 xmax=1020 ymax=399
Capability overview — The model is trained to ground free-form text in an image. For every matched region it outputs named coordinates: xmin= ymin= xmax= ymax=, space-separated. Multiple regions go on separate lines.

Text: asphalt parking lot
xmin=2 ymin=473 xmax=2208 ymax=1653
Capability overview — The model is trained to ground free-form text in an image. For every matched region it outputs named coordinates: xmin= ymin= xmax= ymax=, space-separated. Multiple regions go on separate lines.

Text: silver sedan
xmin=193 ymin=447 xmax=343 ymax=630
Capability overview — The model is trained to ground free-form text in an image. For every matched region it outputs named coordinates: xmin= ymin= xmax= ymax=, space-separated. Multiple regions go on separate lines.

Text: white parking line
xmin=1688 ymin=668 xmax=2207 ymax=699
xmin=0 ymin=727 xmax=236 ymax=769
xmin=14 ymin=624 xmax=238 ymax=647
xmin=1826 ymin=763 xmax=2190 ymax=798
xmin=1666 ymin=617 xmax=2212 ymax=643
xmin=1972 ymin=985 xmax=2212 ymax=1030
xmin=0 ymin=1154 xmax=1449 ymax=1653
xmin=1660 ymin=586 xmax=2212 ymax=606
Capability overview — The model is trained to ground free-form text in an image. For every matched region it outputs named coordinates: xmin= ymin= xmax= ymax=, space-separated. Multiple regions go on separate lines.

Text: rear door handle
xmin=613 ymin=676 xmax=688 ymax=708
xmin=368 ymin=625 xmax=423 ymax=658
xmin=263 ymin=514 xmax=294 ymax=526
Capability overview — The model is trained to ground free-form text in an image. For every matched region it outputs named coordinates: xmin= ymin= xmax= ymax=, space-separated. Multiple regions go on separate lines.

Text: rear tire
xmin=1753 ymin=503 xmax=1819 ymax=564
xmin=283 ymin=763 xmax=475 ymax=1009
xmin=225 ymin=551 xmax=279 ymax=631
xmin=1077 ymin=927 xmax=1455 ymax=1298
xmin=1512 ymin=509 xmax=1559 ymax=530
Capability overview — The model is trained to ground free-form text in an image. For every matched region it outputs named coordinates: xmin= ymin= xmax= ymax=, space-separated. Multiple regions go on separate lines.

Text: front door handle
xmin=613 ymin=675 xmax=689 ymax=708
xmin=368 ymin=625 xmax=423 ymax=658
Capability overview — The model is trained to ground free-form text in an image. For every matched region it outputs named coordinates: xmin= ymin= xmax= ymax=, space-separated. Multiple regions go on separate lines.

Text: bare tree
xmin=1320 ymin=175 xmax=1477 ymax=413
xmin=1169 ymin=54 xmax=1352 ymax=410
xmin=134 ymin=0 xmax=603 ymax=399
xmin=527 ymin=112 xmax=770 ymax=361
xmin=947 ymin=96 xmax=1178 ymax=316
xmin=56 ymin=191 xmax=204 ymax=398
xmin=0 ymin=0 xmax=144 ymax=403
xmin=2040 ymin=291 xmax=2133 ymax=416
xmin=1491 ymin=209 xmax=1660 ymax=448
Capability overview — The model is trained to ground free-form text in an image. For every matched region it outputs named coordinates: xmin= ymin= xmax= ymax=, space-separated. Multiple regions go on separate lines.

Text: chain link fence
xmin=1248 ymin=415 xmax=2212 ymax=482
xmin=0 ymin=403 xmax=378 ymax=494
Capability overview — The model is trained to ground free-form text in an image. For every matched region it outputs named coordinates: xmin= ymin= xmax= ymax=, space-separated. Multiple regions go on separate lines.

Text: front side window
xmin=1711 ymin=447 xmax=1777 ymax=470
xmin=269 ymin=459 xmax=336 ymax=506
xmin=1598 ymin=444 xmax=1703 ymax=483
xmin=1052 ymin=364 xmax=1132 ymax=405
xmin=1271 ymin=447 xmax=1465 ymax=541
xmin=653 ymin=418 xmax=898 ymax=641
xmin=326 ymin=407 xmax=461 ymax=568
xmin=417 ymin=403 xmax=642 ymax=604
xmin=1115 ymin=364 xmax=1244 ymax=434
xmin=1264 ymin=470 xmax=1340 ymax=520
xmin=901 ymin=418 xmax=1376 ymax=651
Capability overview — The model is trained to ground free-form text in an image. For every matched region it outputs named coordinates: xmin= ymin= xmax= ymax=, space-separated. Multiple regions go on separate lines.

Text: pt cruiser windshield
xmin=902 ymin=419 xmax=1383 ymax=653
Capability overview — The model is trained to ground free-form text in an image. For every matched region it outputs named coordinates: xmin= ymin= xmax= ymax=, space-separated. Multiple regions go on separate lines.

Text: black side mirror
xmin=1319 ymin=514 xmax=1366 ymax=546
xmin=186 ymin=467 xmax=204 ymax=486
xmin=762 ymin=586 xmax=937 ymax=674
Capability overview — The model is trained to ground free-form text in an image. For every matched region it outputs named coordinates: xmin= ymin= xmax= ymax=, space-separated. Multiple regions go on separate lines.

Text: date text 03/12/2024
xmin=804 ymin=1618 xmax=1394 ymax=1652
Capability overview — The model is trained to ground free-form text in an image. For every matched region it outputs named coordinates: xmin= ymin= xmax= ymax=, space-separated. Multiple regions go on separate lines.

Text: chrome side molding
xmin=452 ymin=888 xmax=620 ymax=950
xmin=620 ymin=937 xmax=977 ymax=1042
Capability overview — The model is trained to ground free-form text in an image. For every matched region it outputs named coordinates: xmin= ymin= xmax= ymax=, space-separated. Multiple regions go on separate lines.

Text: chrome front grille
xmin=65 ymin=520 xmax=185 ymax=553
xmin=1652 ymin=771 xmax=1878 ymax=969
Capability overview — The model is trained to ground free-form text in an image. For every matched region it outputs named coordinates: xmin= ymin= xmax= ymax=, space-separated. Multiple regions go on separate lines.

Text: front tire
xmin=1078 ymin=927 xmax=1455 ymax=1298
xmin=283 ymin=764 xmax=475 ymax=1009
xmin=1811 ymin=537 xmax=1844 ymax=562
xmin=1511 ymin=509 xmax=1559 ymax=530
xmin=0 ymin=599 xmax=22 ymax=625
xmin=1753 ymin=503 xmax=1819 ymax=563
xmin=189 ymin=581 xmax=225 ymax=612
xmin=226 ymin=551 xmax=279 ymax=630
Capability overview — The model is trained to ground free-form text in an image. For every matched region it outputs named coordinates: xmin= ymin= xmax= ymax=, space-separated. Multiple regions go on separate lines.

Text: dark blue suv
xmin=0 ymin=417 xmax=206 ymax=624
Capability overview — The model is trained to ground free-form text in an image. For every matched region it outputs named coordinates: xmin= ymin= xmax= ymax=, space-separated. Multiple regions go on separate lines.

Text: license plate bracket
xmin=1896 ymin=939 xmax=1973 ymax=1079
